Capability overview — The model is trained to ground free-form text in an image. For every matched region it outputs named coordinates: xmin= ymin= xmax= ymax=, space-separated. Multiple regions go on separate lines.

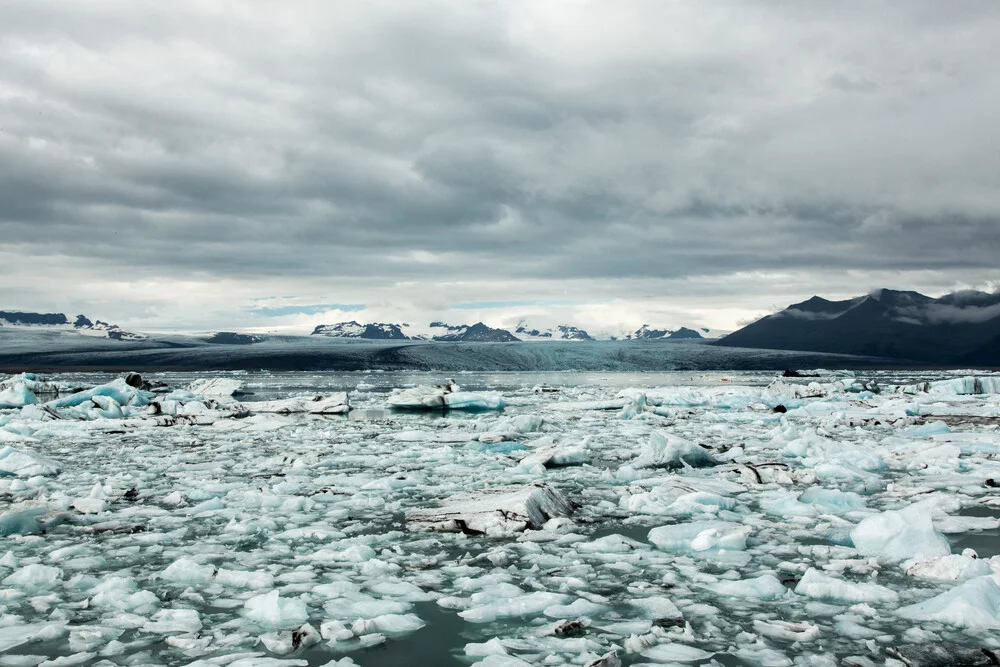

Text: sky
xmin=2 ymin=1 xmax=999 ymax=335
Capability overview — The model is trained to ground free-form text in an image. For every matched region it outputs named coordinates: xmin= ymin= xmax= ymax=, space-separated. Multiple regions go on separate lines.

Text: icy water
xmin=2 ymin=370 xmax=1000 ymax=666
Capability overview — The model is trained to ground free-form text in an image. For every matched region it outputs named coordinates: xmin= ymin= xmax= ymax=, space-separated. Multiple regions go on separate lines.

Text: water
xmin=3 ymin=369 xmax=1000 ymax=665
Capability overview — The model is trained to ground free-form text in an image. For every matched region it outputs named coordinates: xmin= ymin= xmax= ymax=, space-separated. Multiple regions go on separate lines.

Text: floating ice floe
xmin=388 ymin=381 xmax=505 ymax=410
xmin=406 ymin=483 xmax=576 ymax=535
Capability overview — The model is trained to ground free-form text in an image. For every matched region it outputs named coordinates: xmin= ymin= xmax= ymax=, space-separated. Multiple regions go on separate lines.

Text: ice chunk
xmin=0 ymin=381 xmax=37 ymax=409
xmin=752 ymin=619 xmax=820 ymax=642
xmin=3 ymin=563 xmax=63 ymax=590
xmin=640 ymin=643 xmax=714 ymax=662
xmin=798 ymin=487 xmax=866 ymax=515
xmin=712 ymin=574 xmax=788 ymax=600
xmin=0 ymin=446 xmax=59 ymax=477
xmin=406 ymin=483 xmax=575 ymax=536
xmin=46 ymin=378 xmax=150 ymax=410
xmin=259 ymin=623 xmax=321 ymax=655
xmin=244 ymin=590 xmax=309 ymax=630
xmin=160 ymin=558 xmax=217 ymax=585
xmin=388 ymin=383 xmax=505 ymax=411
xmin=72 ymin=482 xmax=110 ymax=514
xmin=517 ymin=442 xmax=588 ymax=468
xmin=850 ymin=502 xmax=950 ymax=560
xmin=460 ymin=591 xmax=571 ymax=623
xmin=0 ymin=504 xmax=59 ymax=536
xmin=469 ymin=656 xmax=533 ymax=667
xmin=370 ymin=614 xmax=425 ymax=634
xmin=249 ymin=394 xmax=350 ymax=415
xmin=634 ymin=432 xmax=717 ymax=469
xmin=897 ymin=576 xmax=1000 ymax=629
xmin=140 ymin=608 xmax=202 ymax=633
xmin=648 ymin=521 xmax=750 ymax=554
xmin=905 ymin=552 xmax=992 ymax=581
xmin=794 ymin=568 xmax=898 ymax=605
xmin=187 ymin=378 xmax=243 ymax=399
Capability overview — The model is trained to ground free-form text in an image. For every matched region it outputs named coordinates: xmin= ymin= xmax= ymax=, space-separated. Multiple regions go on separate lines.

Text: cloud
xmin=2 ymin=1 xmax=1000 ymax=330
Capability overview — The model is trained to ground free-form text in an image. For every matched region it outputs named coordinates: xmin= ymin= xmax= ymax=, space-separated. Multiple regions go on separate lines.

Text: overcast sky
xmin=2 ymin=1 xmax=999 ymax=334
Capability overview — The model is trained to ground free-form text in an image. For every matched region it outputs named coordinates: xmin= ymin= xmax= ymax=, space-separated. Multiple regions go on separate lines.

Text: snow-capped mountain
xmin=430 ymin=322 xmax=520 ymax=342
xmin=0 ymin=311 xmax=147 ymax=341
xmin=623 ymin=324 xmax=704 ymax=340
xmin=514 ymin=323 xmax=594 ymax=341
xmin=311 ymin=321 xmax=410 ymax=340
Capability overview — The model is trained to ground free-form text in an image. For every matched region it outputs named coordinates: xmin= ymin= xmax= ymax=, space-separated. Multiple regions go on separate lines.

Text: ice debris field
xmin=2 ymin=369 xmax=1000 ymax=667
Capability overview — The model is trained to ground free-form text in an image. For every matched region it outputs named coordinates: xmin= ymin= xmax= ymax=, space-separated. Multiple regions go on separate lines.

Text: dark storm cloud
xmin=2 ymin=0 xmax=1000 ymax=302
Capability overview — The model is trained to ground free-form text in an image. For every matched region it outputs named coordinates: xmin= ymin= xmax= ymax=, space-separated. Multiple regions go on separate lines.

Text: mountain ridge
xmin=715 ymin=288 xmax=1000 ymax=364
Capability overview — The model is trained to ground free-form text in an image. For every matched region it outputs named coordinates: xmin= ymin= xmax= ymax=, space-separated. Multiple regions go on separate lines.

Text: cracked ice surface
xmin=2 ymin=369 xmax=1000 ymax=666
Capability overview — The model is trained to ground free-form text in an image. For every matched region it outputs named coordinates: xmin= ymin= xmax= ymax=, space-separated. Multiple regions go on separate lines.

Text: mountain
xmin=515 ymin=323 xmax=594 ymax=341
xmin=625 ymin=324 xmax=704 ymax=340
xmin=715 ymin=288 xmax=1000 ymax=364
xmin=430 ymin=322 xmax=520 ymax=342
xmin=311 ymin=321 xmax=410 ymax=340
xmin=205 ymin=332 xmax=264 ymax=345
xmin=666 ymin=326 xmax=704 ymax=340
xmin=0 ymin=310 xmax=146 ymax=341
